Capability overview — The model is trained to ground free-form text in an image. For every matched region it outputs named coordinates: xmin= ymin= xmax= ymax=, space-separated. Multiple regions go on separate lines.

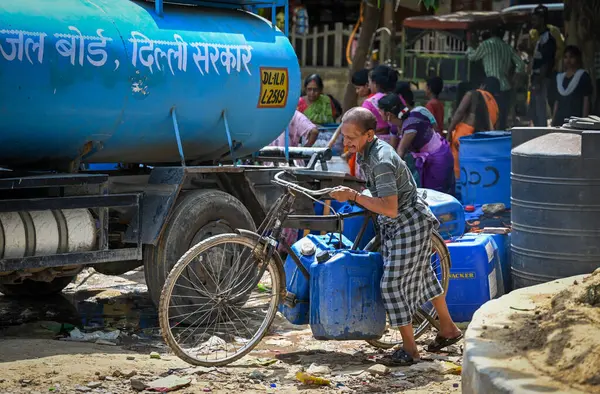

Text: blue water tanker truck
xmin=0 ymin=0 xmax=356 ymax=301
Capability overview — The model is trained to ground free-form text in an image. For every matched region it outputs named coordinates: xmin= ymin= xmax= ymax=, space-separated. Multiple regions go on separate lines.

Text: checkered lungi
xmin=378 ymin=198 xmax=444 ymax=327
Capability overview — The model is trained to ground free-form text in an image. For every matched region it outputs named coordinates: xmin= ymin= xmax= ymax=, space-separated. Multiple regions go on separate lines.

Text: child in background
xmin=425 ymin=76 xmax=445 ymax=135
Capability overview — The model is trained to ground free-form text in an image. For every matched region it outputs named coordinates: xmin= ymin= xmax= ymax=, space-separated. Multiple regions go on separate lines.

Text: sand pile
xmin=506 ymin=269 xmax=600 ymax=393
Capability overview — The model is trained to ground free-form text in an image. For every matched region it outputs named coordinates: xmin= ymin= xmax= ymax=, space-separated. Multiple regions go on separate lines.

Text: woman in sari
xmin=297 ymin=74 xmax=339 ymax=124
xmin=447 ymin=77 xmax=500 ymax=178
xmin=378 ymin=91 xmax=455 ymax=194
xmin=362 ymin=65 xmax=399 ymax=147
xmin=298 ymin=74 xmax=342 ymax=152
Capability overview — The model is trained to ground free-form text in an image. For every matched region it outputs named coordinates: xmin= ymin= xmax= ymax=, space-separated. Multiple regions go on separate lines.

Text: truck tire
xmin=144 ymin=189 xmax=256 ymax=306
xmin=0 ymin=275 xmax=75 ymax=297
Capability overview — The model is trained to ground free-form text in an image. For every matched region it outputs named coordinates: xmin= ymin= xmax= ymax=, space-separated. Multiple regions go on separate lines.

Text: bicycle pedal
xmin=283 ymin=291 xmax=297 ymax=308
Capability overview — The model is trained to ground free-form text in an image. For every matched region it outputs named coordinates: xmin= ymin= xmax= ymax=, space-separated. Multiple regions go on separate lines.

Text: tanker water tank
xmin=458 ymin=131 xmax=511 ymax=207
xmin=0 ymin=0 xmax=300 ymax=170
xmin=511 ymin=132 xmax=600 ymax=289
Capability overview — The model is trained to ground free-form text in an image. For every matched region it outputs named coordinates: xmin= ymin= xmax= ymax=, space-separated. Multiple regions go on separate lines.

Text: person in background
xmin=329 ymin=107 xmax=462 ymax=366
xmin=291 ymin=0 xmax=309 ymax=35
xmin=551 ymin=46 xmax=593 ymax=126
xmin=425 ymin=76 xmax=445 ymax=134
xmin=275 ymin=8 xmax=285 ymax=32
xmin=352 ymin=69 xmax=373 ymax=102
xmin=269 ymin=110 xmax=319 ymax=150
xmin=395 ymin=83 xmax=438 ymax=130
xmin=528 ymin=4 xmax=556 ymax=127
xmin=378 ymin=91 xmax=454 ymax=194
xmin=530 ymin=14 xmax=565 ymax=112
xmin=530 ymin=22 xmax=565 ymax=74
xmin=297 ymin=74 xmax=339 ymax=125
xmin=453 ymin=81 xmax=472 ymax=115
xmin=467 ymin=27 xmax=525 ymax=130
xmin=362 ymin=65 xmax=399 ymax=147
xmin=345 ymin=68 xmax=373 ymax=178
xmin=447 ymin=77 xmax=500 ymax=179
xmin=394 ymin=83 xmax=439 ymax=188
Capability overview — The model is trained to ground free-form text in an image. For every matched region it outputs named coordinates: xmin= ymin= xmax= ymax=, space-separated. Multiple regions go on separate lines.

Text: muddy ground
xmin=0 ymin=268 xmax=464 ymax=394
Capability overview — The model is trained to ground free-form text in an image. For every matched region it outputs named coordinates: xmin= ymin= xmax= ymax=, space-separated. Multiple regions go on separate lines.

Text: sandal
xmin=426 ymin=333 xmax=463 ymax=353
xmin=390 ymin=348 xmax=419 ymax=366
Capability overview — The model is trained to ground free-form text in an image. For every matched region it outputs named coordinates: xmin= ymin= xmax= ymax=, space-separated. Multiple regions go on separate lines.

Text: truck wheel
xmin=0 ymin=275 xmax=75 ymax=297
xmin=144 ymin=189 xmax=256 ymax=306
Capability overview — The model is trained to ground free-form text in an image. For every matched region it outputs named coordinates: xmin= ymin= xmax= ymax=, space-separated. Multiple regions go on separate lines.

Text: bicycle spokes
xmin=161 ymin=237 xmax=280 ymax=365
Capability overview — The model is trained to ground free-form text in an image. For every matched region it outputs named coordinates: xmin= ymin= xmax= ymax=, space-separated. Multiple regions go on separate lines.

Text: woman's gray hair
xmin=341 ymin=107 xmax=377 ymax=134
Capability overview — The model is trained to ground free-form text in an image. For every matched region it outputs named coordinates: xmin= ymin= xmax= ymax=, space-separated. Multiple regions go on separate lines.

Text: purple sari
xmin=402 ymin=110 xmax=454 ymax=194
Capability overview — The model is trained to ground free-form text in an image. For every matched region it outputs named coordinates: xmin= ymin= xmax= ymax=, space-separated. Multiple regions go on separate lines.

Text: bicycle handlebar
xmin=272 ymin=171 xmax=336 ymax=198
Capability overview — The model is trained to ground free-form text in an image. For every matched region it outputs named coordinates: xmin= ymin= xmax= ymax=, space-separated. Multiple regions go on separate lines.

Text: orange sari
xmin=451 ymin=90 xmax=499 ymax=177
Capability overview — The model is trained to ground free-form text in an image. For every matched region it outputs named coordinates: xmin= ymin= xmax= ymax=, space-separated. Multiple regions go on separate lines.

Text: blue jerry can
xmin=446 ymin=233 xmax=502 ymax=322
xmin=279 ymin=233 xmax=353 ymax=325
xmin=309 ymin=250 xmax=386 ymax=340
xmin=420 ymin=188 xmax=466 ymax=240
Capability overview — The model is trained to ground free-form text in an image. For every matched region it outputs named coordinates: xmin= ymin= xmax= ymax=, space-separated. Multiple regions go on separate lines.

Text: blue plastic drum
xmin=458 ymin=131 xmax=512 ymax=207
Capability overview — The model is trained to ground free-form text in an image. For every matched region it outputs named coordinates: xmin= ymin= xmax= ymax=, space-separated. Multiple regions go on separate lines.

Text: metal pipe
xmin=254 ymin=146 xmax=332 ymax=161
xmin=171 ymin=108 xmax=186 ymax=167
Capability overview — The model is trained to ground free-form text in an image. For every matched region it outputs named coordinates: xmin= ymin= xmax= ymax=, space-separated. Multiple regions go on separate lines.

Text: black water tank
xmin=511 ymin=131 xmax=600 ymax=289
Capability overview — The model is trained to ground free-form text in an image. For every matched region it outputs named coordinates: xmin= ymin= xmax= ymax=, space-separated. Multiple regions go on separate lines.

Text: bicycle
xmin=158 ymin=170 xmax=451 ymax=366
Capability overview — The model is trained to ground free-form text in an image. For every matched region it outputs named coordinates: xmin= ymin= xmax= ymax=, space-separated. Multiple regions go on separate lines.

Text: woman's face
xmin=563 ymin=51 xmax=579 ymax=70
xmin=305 ymin=80 xmax=321 ymax=102
xmin=380 ymin=109 xmax=403 ymax=127
xmin=355 ymin=84 xmax=370 ymax=98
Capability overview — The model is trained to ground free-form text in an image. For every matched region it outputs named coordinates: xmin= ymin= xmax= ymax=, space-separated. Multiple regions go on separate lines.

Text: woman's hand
xmin=329 ymin=186 xmax=357 ymax=203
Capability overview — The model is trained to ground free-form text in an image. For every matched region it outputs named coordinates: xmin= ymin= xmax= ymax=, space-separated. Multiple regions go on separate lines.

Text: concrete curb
xmin=461 ymin=275 xmax=589 ymax=394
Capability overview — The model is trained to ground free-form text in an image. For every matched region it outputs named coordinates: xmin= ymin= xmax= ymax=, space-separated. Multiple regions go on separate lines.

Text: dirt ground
xmin=0 ymin=268 xmax=464 ymax=394
xmin=495 ymin=269 xmax=600 ymax=394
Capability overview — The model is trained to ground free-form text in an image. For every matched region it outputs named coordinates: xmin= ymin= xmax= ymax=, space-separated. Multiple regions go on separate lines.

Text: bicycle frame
xmin=239 ymin=187 xmax=378 ymax=293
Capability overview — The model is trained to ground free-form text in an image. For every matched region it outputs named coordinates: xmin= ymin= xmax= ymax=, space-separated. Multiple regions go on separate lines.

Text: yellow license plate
xmin=258 ymin=67 xmax=289 ymax=109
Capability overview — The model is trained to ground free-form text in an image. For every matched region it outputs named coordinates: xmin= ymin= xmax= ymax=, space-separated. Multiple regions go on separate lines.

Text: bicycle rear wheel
xmin=366 ymin=230 xmax=451 ymax=349
xmin=159 ymin=233 xmax=282 ymax=366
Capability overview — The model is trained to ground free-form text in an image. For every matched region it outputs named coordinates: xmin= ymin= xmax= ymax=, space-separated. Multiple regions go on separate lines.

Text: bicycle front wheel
xmin=159 ymin=233 xmax=282 ymax=366
xmin=366 ymin=230 xmax=451 ymax=349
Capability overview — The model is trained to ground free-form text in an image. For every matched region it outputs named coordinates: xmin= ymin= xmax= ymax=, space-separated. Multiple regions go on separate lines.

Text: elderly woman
xmin=298 ymin=74 xmax=342 ymax=152
xmin=378 ymin=89 xmax=454 ymax=194
xmin=329 ymin=107 xmax=462 ymax=365
xmin=297 ymin=74 xmax=340 ymax=124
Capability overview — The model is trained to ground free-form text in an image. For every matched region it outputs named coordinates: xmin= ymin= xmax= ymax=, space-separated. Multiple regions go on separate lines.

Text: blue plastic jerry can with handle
xmin=309 ymin=249 xmax=386 ymax=340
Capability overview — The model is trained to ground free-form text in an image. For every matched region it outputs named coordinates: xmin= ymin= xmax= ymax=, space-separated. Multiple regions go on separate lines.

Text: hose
xmin=346 ymin=0 xmax=365 ymax=66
